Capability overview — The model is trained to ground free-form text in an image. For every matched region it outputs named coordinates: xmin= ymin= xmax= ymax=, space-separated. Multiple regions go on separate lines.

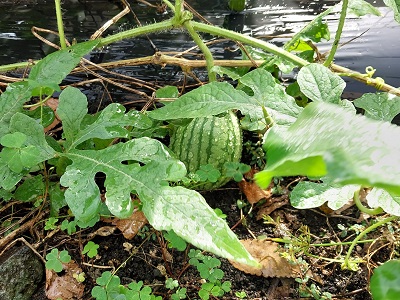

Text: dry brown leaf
xmin=112 ymin=210 xmax=148 ymax=239
xmin=45 ymin=260 xmax=84 ymax=299
xmin=29 ymin=97 xmax=61 ymax=132
xmin=87 ymin=226 xmax=116 ymax=239
xmin=229 ymin=239 xmax=301 ymax=278
xmin=256 ymin=195 xmax=289 ymax=220
xmin=239 ymin=180 xmax=272 ymax=204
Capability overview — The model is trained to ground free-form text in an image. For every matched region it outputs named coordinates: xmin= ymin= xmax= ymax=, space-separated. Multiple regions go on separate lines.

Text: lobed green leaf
xmin=0 ymin=82 xmax=32 ymax=137
xmin=28 ymin=40 xmax=98 ymax=90
xmin=57 ymin=87 xmax=136 ymax=150
xmin=348 ymin=0 xmax=381 ymax=17
xmin=149 ymin=68 xmax=302 ymax=126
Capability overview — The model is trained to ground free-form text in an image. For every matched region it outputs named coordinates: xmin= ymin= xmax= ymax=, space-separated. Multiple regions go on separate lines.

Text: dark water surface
xmin=0 ymin=0 xmax=399 ymax=93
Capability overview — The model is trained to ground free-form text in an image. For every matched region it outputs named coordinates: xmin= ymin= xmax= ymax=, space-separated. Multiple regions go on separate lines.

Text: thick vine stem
xmin=174 ymin=0 xmax=184 ymax=21
xmin=191 ymin=21 xmax=309 ymax=67
xmin=324 ymin=0 xmax=348 ymax=66
xmin=330 ymin=64 xmax=400 ymax=97
xmin=98 ymin=18 xmax=176 ymax=47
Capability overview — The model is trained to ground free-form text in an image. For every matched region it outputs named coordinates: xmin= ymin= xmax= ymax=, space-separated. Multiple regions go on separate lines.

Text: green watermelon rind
xmin=170 ymin=111 xmax=242 ymax=190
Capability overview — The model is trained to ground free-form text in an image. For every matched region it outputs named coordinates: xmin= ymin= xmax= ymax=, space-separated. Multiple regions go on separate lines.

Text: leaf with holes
xmin=57 ymin=87 xmax=137 ymax=151
xmin=60 ymin=137 xmax=258 ymax=266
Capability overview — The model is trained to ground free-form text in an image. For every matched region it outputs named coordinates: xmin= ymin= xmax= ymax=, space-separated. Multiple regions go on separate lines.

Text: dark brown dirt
xmin=25 ymin=182 xmax=400 ymax=300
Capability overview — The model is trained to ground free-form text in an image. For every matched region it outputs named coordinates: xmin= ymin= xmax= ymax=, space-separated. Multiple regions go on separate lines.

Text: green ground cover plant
xmin=1 ymin=0 xmax=400 ymax=298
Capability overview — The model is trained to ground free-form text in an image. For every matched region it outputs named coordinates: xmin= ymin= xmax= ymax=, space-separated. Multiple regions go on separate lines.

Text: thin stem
xmin=162 ymin=0 xmax=175 ymax=11
xmin=353 ymin=188 xmax=384 ymax=215
xmin=342 ymin=215 xmax=398 ymax=270
xmin=191 ymin=21 xmax=309 ymax=67
xmin=271 ymin=237 xmax=376 ymax=247
xmin=54 ymin=0 xmax=67 ymax=49
xmin=305 ymin=251 xmax=363 ymax=264
xmin=324 ymin=0 xmax=348 ymax=66
xmin=184 ymin=20 xmax=216 ymax=82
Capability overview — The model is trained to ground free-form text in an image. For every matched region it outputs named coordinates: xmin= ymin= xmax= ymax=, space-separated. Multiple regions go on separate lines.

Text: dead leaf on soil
xmin=87 ymin=226 xmax=116 ymax=239
xmin=239 ymin=180 xmax=272 ymax=204
xmin=45 ymin=260 xmax=84 ymax=300
xmin=229 ymin=239 xmax=301 ymax=278
xmin=256 ymin=194 xmax=289 ymax=220
xmin=112 ymin=210 xmax=148 ymax=239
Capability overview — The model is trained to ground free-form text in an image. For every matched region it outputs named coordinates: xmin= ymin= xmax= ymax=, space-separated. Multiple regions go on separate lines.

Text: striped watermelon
xmin=169 ymin=111 xmax=242 ymax=190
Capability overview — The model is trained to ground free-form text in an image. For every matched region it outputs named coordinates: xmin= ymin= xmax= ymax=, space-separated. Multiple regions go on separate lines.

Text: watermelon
xmin=169 ymin=111 xmax=242 ymax=190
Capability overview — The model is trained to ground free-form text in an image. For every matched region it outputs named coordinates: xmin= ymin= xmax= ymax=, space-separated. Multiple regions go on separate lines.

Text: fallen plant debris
xmin=228 ymin=239 xmax=302 ymax=278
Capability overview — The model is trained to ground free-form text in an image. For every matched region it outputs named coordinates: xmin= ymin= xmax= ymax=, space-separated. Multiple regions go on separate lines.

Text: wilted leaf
xmin=256 ymin=195 xmax=289 ymax=220
xmin=239 ymin=180 xmax=271 ymax=204
xmin=113 ymin=210 xmax=148 ymax=239
xmin=229 ymin=239 xmax=301 ymax=277
xmin=87 ymin=226 xmax=116 ymax=239
xmin=45 ymin=260 xmax=85 ymax=300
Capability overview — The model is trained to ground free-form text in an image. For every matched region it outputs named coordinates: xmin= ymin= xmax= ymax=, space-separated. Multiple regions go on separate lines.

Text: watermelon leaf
xmin=348 ymin=0 xmax=381 ymax=17
xmin=366 ymin=188 xmax=400 ymax=216
xmin=290 ymin=180 xmax=359 ymax=210
xmin=60 ymin=137 xmax=258 ymax=266
xmin=297 ymin=63 xmax=346 ymax=103
xmin=370 ymin=260 xmax=400 ymax=299
xmin=354 ymin=92 xmax=400 ymax=122
xmin=0 ymin=41 xmax=98 ymax=138
xmin=57 ymin=87 xmax=137 ymax=150
xmin=255 ymin=102 xmax=400 ymax=204
xmin=383 ymin=0 xmax=400 ymax=23
xmin=149 ymin=68 xmax=302 ymax=126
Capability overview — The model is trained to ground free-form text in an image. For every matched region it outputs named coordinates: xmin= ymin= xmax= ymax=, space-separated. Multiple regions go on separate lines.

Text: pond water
xmin=0 ymin=0 xmax=399 ymax=95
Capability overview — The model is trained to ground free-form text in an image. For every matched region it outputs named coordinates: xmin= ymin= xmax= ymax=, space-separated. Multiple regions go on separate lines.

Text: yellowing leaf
xmin=229 ymin=239 xmax=301 ymax=278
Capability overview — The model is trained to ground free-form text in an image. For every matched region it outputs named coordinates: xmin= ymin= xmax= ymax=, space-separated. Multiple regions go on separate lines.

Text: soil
xmin=16 ymin=181 xmax=396 ymax=300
